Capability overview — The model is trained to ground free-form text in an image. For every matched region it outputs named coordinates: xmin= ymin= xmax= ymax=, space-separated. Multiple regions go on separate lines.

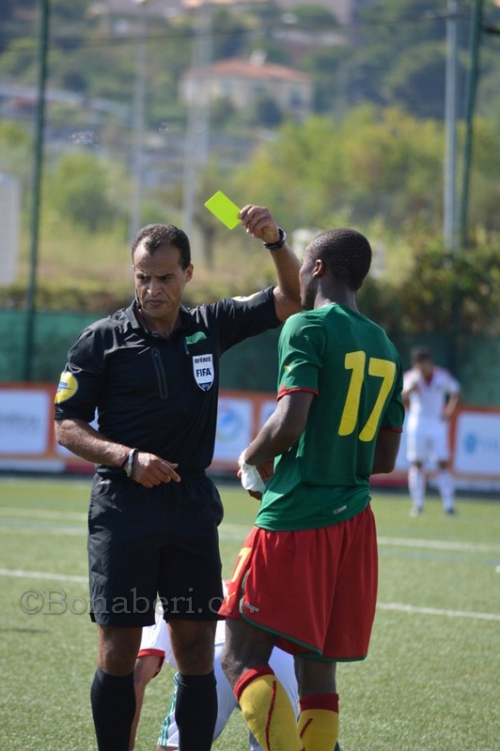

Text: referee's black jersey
xmin=54 ymin=287 xmax=280 ymax=474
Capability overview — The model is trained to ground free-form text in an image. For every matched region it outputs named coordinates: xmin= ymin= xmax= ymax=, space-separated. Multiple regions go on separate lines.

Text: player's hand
xmin=248 ymin=489 xmax=263 ymax=501
xmin=237 ymin=456 xmax=271 ymax=501
xmin=131 ymin=452 xmax=180 ymax=488
xmin=257 ymin=458 xmax=274 ymax=482
xmin=236 ymin=467 xmax=263 ymax=501
xmin=247 ymin=460 xmax=274 ymax=500
xmin=238 ymin=205 xmax=281 ymax=245
xmin=403 ymin=375 xmax=421 ymax=397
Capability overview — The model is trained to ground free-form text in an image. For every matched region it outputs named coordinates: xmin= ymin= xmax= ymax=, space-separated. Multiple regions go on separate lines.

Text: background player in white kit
xmin=129 ymin=587 xmax=339 ymax=751
xmin=403 ymin=346 xmax=460 ymax=516
xmin=130 ymin=613 xmax=293 ymax=750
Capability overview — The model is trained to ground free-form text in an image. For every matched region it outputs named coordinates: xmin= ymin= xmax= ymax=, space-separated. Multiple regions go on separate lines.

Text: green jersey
xmin=256 ymin=303 xmax=404 ymax=531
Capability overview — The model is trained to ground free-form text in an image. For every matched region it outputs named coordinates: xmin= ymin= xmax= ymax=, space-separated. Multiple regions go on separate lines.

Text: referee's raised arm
xmin=238 ymin=204 xmax=302 ymax=321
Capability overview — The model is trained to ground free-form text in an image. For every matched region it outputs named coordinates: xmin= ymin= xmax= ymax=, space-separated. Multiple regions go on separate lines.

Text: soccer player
xmin=219 ymin=227 xmax=405 ymax=751
xmin=53 ymin=205 xmax=302 ymax=751
xmin=402 ymin=346 xmax=460 ymax=516
xmin=129 ymin=600 xmax=302 ymax=751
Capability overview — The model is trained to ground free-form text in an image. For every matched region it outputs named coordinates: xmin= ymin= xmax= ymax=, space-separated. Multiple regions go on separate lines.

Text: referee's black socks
xmin=175 ymin=671 xmax=218 ymax=751
xmin=91 ymin=668 xmax=136 ymax=751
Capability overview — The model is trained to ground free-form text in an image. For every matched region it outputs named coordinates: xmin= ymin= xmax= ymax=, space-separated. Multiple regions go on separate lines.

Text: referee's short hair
xmin=307 ymin=228 xmax=372 ymax=291
xmin=132 ymin=224 xmax=191 ymax=269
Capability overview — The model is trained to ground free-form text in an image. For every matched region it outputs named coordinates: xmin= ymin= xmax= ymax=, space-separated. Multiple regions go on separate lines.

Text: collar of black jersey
xmin=126 ymin=299 xmax=203 ymax=338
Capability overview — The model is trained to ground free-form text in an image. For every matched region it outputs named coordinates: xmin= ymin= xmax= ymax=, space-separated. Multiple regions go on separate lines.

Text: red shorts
xmin=219 ymin=505 xmax=378 ymax=661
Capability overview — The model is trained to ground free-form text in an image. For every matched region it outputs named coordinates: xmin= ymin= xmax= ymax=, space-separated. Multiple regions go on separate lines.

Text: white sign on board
xmin=214 ymin=397 xmax=253 ymax=463
xmin=0 ymin=390 xmax=49 ymax=454
xmin=454 ymin=411 xmax=500 ymax=476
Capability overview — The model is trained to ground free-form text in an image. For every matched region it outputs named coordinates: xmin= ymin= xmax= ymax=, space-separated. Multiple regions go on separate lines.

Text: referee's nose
xmin=148 ymin=278 xmax=163 ymax=296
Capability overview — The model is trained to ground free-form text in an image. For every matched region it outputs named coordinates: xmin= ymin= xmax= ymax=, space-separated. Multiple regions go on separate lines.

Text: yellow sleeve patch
xmin=55 ymin=372 xmax=79 ymax=404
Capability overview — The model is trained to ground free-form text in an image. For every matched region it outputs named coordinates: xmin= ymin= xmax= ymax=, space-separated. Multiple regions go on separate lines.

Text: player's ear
xmin=312 ymin=258 xmax=325 ymax=277
xmin=185 ymin=264 xmax=194 ymax=283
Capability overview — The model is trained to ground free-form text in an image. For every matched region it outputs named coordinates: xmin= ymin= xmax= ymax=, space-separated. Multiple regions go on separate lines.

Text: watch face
xmin=127 ymin=450 xmax=136 ymax=476
xmin=265 ymin=228 xmax=286 ymax=249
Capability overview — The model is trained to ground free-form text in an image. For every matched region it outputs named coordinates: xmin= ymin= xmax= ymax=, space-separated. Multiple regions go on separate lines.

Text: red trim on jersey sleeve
xmin=136 ymin=648 xmax=165 ymax=677
xmin=277 ymin=384 xmax=319 ymax=400
xmin=380 ymin=426 xmax=403 ymax=433
xmin=137 ymin=647 xmax=165 ymax=659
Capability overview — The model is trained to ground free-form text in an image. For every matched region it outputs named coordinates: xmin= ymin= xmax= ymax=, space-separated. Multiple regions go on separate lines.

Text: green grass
xmin=1 ymin=477 xmax=499 ymax=750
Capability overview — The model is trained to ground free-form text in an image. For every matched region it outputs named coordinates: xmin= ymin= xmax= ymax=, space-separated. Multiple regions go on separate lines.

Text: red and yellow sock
xmin=235 ymin=666 xmax=304 ymax=751
xmin=298 ymin=693 xmax=339 ymax=751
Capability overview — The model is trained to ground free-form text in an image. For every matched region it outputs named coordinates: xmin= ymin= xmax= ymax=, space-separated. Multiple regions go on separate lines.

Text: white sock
xmin=436 ymin=470 xmax=455 ymax=510
xmin=408 ymin=466 xmax=425 ymax=508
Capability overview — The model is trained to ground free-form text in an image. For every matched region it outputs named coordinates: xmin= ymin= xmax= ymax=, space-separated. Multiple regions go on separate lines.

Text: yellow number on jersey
xmin=338 ymin=351 xmax=396 ymax=442
xmin=230 ymin=546 xmax=252 ymax=583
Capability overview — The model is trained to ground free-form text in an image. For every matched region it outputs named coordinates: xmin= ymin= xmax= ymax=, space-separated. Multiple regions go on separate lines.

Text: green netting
xmin=1 ymin=311 xmax=500 ymax=405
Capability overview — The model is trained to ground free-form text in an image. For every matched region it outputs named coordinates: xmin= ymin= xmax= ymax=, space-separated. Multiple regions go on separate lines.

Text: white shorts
xmin=145 ymin=619 xmax=298 ymax=750
xmin=406 ymin=416 xmax=450 ymax=464
xmin=137 ymin=610 xmax=172 ymax=675
xmin=138 ymin=586 xmax=298 ymax=751
xmin=160 ymin=642 xmax=238 ymax=748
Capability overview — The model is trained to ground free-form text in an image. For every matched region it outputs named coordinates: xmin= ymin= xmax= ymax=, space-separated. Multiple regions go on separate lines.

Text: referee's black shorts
xmin=87 ymin=471 xmax=224 ymax=627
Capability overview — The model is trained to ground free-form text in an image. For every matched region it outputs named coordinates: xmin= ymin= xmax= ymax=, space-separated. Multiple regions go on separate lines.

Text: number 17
xmin=338 ymin=351 xmax=395 ymax=442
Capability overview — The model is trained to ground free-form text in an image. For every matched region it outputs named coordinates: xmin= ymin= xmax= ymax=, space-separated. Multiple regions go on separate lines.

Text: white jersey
xmin=138 ymin=610 xmax=226 ymax=669
xmin=403 ymin=366 xmax=460 ymax=420
xmin=139 ymin=607 xmax=298 ymax=751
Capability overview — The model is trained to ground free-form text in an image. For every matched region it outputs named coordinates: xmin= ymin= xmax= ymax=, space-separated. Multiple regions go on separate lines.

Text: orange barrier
xmin=1 ymin=385 xmax=500 ymax=491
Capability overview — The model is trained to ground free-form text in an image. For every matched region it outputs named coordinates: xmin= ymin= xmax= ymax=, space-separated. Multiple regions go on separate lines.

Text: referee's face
xmin=133 ymin=242 xmax=193 ymax=326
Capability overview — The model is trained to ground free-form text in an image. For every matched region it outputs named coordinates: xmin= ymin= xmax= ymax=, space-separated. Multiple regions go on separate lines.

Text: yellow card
xmin=204 ymin=191 xmax=241 ymax=229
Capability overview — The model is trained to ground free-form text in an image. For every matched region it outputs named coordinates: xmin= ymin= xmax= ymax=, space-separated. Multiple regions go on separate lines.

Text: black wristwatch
xmin=263 ymin=228 xmax=286 ymax=251
xmin=125 ymin=448 xmax=138 ymax=478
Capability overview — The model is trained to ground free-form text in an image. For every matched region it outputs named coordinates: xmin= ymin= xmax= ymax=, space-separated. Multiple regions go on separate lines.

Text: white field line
xmin=377 ymin=602 xmax=500 ymax=621
xmin=1 ymin=510 xmax=500 ymax=555
xmin=0 ymin=526 xmax=85 ymax=535
xmin=0 ymin=507 xmax=86 ymax=521
xmin=0 ymin=567 xmax=87 ymax=583
xmin=1 ymin=567 xmax=499 ymax=621
xmin=378 ymin=536 xmax=500 ymax=554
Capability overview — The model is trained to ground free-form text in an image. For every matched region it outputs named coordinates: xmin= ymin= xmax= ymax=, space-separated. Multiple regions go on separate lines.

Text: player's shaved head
xmin=307 ymin=228 xmax=372 ymax=291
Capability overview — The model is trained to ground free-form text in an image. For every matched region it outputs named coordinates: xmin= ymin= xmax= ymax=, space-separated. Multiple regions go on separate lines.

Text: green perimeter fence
xmin=1 ymin=309 xmax=500 ymax=406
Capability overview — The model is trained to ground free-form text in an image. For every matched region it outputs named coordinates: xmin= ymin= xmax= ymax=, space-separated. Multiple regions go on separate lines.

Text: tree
xmin=395 ymin=241 xmax=500 ymax=335
xmin=286 ymin=4 xmax=339 ymax=29
xmin=44 ymin=152 xmax=125 ymax=232
xmin=253 ymin=94 xmax=284 ymax=127
xmin=231 ymin=105 xmax=444 ymax=233
xmin=301 ymin=46 xmax=353 ymax=114
xmin=384 ymin=42 xmax=466 ymax=120
xmin=326 ymin=0 xmax=468 ymax=119
xmin=209 ymin=6 xmax=254 ymax=60
xmin=0 ymin=0 xmax=22 ymax=52
xmin=0 ymin=121 xmax=33 ymax=199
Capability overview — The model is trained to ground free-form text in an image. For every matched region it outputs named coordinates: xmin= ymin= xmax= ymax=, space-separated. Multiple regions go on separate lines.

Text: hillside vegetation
xmin=1 ymin=0 xmax=500 ymax=335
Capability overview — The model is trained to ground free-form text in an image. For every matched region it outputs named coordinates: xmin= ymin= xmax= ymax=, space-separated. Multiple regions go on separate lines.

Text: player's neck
xmin=314 ymin=287 xmax=358 ymax=312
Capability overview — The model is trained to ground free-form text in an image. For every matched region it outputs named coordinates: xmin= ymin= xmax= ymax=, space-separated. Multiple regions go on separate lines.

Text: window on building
xmin=290 ymin=88 xmax=303 ymax=108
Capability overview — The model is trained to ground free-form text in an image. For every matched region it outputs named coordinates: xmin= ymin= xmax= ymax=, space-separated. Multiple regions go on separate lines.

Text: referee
xmin=54 ymin=204 xmax=301 ymax=751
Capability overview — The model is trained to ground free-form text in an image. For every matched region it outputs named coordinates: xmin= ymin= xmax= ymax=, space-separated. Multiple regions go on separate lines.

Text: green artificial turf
xmin=0 ymin=477 xmax=499 ymax=750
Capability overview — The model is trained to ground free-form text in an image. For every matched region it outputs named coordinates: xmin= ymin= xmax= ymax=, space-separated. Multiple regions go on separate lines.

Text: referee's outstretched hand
xmin=131 ymin=451 xmax=181 ymax=488
xmin=239 ymin=204 xmax=280 ymax=245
